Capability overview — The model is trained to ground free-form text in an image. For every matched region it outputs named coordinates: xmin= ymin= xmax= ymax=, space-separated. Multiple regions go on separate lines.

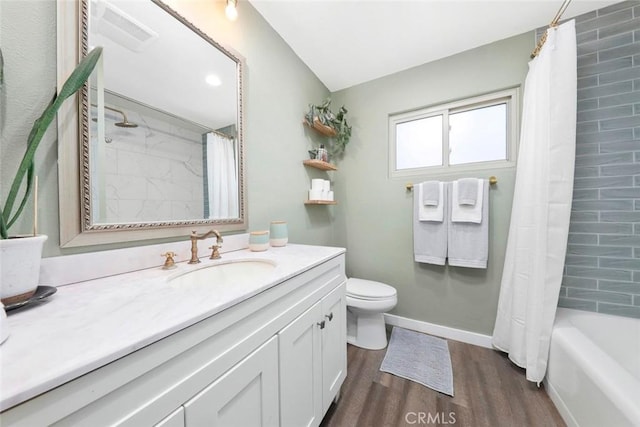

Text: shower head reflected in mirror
xmin=115 ymin=119 xmax=138 ymax=128
xmin=91 ymin=104 xmax=138 ymax=128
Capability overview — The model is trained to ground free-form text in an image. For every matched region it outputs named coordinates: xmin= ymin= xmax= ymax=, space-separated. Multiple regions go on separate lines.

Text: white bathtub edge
xmin=544 ymin=378 xmax=579 ymax=427
xmin=548 ymin=308 xmax=640 ymax=427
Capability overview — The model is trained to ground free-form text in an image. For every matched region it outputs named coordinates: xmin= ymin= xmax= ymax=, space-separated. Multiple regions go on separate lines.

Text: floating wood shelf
xmin=304 ymin=200 xmax=337 ymax=205
xmin=303 ymin=159 xmax=337 ymax=171
xmin=303 ymin=118 xmax=337 ymax=137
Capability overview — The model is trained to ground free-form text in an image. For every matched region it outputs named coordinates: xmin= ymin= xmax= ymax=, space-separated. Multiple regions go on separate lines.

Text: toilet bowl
xmin=346 ymin=278 xmax=397 ymax=350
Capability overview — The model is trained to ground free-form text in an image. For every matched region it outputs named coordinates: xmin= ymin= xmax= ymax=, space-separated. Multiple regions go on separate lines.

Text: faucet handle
xmin=209 ymin=244 xmax=222 ymax=260
xmin=161 ymin=252 xmax=178 ymax=270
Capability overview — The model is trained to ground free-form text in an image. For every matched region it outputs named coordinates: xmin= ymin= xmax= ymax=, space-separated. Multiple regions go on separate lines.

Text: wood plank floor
xmin=321 ymin=336 xmax=566 ymax=427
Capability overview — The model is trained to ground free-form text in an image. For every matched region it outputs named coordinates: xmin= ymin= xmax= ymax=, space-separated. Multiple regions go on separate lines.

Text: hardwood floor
xmin=321 ymin=336 xmax=566 ymax=427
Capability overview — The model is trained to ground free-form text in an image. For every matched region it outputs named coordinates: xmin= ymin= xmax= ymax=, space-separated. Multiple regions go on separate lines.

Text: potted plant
xmin=305 ymin=98 xmax=352 ymax=159
xmin=0 ymin=47 xmax=102 ymax=305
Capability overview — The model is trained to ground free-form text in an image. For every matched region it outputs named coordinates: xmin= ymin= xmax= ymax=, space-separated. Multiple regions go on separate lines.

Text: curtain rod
xmin=206 ymin=128 xmax=235 ymax=140
xmin=530 ymin=0 xmax=572 ymax=59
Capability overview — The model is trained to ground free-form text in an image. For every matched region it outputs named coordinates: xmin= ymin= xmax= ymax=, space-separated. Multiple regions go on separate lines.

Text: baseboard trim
xmin=384 ymin=314 xmax=493 ymax=349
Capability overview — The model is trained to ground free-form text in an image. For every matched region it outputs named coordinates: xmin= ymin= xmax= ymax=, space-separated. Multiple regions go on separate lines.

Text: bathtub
xmin=545 ymin=308 xmax=640 ymax=427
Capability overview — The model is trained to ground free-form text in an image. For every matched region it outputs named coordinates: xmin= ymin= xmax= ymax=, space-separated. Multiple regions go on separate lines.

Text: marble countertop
xmin=0 ymin=244 xmax=345 ymax=411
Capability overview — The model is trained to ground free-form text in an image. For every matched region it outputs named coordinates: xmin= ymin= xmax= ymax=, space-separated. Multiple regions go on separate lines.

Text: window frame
xmin=388 ymin=87 xmax=519 ymax=178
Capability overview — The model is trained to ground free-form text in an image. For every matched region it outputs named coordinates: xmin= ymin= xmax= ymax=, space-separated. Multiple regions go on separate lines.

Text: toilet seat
xmin=347 ymin=278 xmax=396 ymax=301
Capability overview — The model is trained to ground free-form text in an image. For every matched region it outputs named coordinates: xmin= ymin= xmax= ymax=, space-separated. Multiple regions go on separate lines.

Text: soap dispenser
xmin=318 ymin=144 xmax=328 ymax=162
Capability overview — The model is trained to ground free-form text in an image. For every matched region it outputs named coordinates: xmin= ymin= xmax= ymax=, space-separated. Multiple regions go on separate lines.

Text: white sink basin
xmin=168 ymin=259 xmax=276 ymax=288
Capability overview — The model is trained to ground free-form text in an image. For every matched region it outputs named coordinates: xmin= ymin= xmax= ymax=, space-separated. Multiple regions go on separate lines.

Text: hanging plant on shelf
xmin=304 ymin=98 xmax=352 ymax=159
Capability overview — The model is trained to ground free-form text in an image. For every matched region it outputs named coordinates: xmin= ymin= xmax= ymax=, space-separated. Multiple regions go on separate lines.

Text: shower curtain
xmin=492 ymin=20 xmax=577 ymax=384
xmin=206 ymin=132 xmax=238 ymax=219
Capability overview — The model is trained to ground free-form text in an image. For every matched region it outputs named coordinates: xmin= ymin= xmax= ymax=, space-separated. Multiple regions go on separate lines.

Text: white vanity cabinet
xmin=278 ymin=283 xmax=346 ymax=427
xmin=183 ymin=336 xmax=280 ymax=426
xmin=1 ymin=252 xmax=346 ymax=427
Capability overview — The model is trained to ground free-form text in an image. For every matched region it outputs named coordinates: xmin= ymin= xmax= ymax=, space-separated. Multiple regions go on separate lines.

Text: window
xmin=389 ymin=88 xmax=518 ymax=177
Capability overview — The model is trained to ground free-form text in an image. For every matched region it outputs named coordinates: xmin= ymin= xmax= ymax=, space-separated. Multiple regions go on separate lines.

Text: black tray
xmin=4 ymin=285 xmax=57 ymax=312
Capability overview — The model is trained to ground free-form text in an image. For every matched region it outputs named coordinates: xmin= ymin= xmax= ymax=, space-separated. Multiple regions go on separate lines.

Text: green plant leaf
xmin=1 ymin=47 xmax=102 ymax=238
xmin=6 ymin=161 xmax=35 ymax=230
xmin=0 ymin=205 xmax=7 ymax=239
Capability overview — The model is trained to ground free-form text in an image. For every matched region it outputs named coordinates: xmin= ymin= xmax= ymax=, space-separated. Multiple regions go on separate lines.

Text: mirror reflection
xmin=86 ymin=0 xmax=242 ymax=225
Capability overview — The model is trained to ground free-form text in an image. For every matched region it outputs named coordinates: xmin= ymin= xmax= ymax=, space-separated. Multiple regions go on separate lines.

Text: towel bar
xmin=405 ymin=176 xmax=497 ymax=191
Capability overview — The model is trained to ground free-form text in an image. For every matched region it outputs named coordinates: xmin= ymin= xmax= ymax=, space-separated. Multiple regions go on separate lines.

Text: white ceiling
xmin=90 ymin=0 xmax=238 ymax=130
xmin=249 ymin=0 xmax=621 ymax=92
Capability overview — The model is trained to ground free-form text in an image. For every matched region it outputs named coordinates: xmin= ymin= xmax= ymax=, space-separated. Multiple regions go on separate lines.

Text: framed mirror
xmin=57 ymin=0 xmax=246 ymax=247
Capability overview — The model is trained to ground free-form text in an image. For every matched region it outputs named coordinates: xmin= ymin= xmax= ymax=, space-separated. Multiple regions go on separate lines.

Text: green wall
xmin=3 ymin=0 xmax=537 ymax=335
xmin=0 ymin=0 xmax=331 ymax=256
xmin=331 ymin=33 xmax=533 ymax=335
xmin=1 ymin=0 xmax=58 ymax=251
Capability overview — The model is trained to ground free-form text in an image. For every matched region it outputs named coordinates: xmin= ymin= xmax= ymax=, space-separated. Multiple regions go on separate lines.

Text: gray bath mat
xmin=380 ymin=327 xmax=454 ymax=396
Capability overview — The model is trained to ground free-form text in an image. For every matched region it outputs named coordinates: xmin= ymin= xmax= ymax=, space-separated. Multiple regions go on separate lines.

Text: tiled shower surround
xmin=93 ymin=107 xmax=205 ymax=223
xmin=556 ymin=0 xmax=640 ymax=318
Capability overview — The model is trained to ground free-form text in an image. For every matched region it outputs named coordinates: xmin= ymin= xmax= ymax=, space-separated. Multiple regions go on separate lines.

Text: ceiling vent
xmin=91 ymin=0 xmax=159 ymax=53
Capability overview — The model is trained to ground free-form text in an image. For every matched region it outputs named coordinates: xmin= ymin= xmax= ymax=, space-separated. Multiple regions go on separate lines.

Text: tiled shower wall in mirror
xmin=91 ymin=98 xmax=205 ymax=224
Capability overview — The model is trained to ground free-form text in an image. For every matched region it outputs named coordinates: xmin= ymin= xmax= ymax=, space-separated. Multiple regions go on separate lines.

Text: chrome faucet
xmin=189 ymin=229 xmax=223 ymax=264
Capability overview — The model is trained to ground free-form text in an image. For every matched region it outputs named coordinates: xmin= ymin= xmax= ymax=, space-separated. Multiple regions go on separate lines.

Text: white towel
xmin=457 ymin=178 xmax=479 ymax=206
xmin=451 ymin=179 xmax=483 ymax=223
xmin=421 ymin=181 xmax=440 ymax=206
xmin=414 ymin=184 xmax=448 ymax=265
xmin=418 ymin=182 xmax=444 ymax=222
xmin=447 ymin=181 xmax=489 ymax=269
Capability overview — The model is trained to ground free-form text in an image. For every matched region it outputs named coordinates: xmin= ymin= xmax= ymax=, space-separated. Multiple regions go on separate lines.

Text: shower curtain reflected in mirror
xmin=492 ymin=20 xmax=577 ymax=383
xmin=205 ymin=132 xmax=239 ymax=219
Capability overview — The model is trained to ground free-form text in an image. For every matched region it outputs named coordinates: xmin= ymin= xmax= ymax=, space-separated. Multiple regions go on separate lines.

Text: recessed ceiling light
xmin=206 ymin=74 xmax=222 ymax=87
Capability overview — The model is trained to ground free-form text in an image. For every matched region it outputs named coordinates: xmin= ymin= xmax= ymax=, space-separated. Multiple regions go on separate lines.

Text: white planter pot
xmin=0 ymin=235 xmax=47 ymax=305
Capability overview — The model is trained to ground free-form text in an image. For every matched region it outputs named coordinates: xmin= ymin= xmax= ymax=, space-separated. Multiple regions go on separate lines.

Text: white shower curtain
xmin=206 ymin=132 xmax=238 ymax=219
xmin=492 ymin=20 xmax=577 ymax=383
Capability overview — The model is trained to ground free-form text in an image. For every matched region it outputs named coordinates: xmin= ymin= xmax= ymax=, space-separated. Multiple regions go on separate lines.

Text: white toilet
xmin=346 ymin=278 xmax=397 ymax=350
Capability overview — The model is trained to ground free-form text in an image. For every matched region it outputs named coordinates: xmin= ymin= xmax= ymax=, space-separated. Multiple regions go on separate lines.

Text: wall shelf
xmin=302 ymin=159 xmax=337 ymax=171
xmin=303 ymin=117 xmax=338 ymax=205
xmin=303 ymin=118 xmax=337 ymax=137
xmin=304 ymin=200 xmax=337 ymax=205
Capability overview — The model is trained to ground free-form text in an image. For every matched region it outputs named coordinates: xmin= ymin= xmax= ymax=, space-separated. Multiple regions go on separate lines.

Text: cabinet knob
xmin=325 ymin=312 xmax=334 ymax=322
xmin=317 ymin=320 xmax=326 ymax=329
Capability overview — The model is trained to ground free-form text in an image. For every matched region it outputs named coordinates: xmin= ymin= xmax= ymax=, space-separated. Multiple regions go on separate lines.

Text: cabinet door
xmin=321 ymin=282 xmax=347 ymax=412
xmin=183 ymin=336 xmax=279 ymax=427
xmin=278 ymin=302 xmax=323 ymax=427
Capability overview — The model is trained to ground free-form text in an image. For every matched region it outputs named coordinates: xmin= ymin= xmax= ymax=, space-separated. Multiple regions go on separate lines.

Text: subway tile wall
xmin=546 ymin=1 xmax=640 ymax=318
